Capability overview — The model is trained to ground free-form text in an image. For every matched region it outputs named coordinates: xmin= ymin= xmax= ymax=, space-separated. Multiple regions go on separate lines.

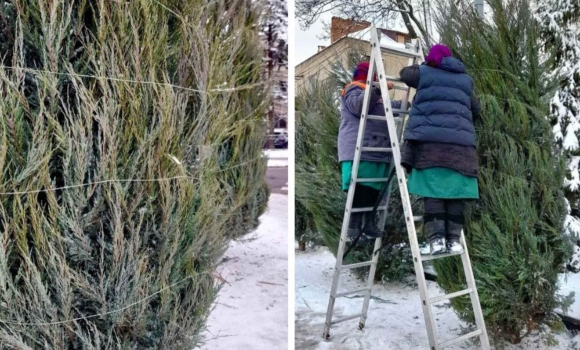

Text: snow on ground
xmin=296 ymin=247 xmax=580 ymax=350
xmin=558 ymin=270 xmax=580 ymax=321
xmin=264 ymin=149 xmax=289 ymax=168
xmin=199 ymin=194 xmax=288 ymax=350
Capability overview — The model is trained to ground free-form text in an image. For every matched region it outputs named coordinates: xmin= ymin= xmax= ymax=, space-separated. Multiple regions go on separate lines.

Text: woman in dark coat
xmin=399 ymin=44 xmax=481 ymax=255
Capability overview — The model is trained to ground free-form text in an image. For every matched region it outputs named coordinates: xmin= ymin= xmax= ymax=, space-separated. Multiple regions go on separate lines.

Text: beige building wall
xmin=296 ymin=38 xmax=416 ymax=102
xmin=295 ymin=38 xmax=357 ymax=91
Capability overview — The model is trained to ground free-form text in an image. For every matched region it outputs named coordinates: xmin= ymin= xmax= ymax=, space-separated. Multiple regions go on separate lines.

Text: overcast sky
xmin=295 ymin=12 xmax=411 ymax=65
xmin=295 ymin=13 xmax=333 ymax=65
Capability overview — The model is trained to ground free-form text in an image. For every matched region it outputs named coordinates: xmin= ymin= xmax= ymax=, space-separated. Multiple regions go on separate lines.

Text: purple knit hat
xmin=425 ymin=44 xmax=452 ymax=67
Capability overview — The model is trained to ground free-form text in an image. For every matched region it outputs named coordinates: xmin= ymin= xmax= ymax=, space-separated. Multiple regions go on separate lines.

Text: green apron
xmin=407 ymin=167 xmax=479 ymax=199
xmin=341 ymin=161 xmax=390 ymax=191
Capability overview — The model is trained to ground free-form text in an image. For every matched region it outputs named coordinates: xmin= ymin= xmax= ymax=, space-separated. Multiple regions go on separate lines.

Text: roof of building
xmin=296 ymin=32 xmax=420 ymax=70
xmin=347 ymin=28 xmax=406 ymax=49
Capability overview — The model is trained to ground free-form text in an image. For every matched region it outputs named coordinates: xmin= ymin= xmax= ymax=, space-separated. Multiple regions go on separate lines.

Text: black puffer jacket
xmin=399 ymin=62 xmax=481 ymax=177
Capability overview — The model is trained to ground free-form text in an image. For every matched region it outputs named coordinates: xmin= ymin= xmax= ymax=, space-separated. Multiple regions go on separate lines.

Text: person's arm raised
xmin=343 ymin=85 xmax=381 ymax=116
xmin=399 ymin=65 xmax=420 ymax=89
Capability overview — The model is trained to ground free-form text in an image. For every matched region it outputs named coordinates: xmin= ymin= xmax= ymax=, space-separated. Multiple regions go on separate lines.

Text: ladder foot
xmin=358 ymin=322 xmax=365 ymax=330
xmin=322 ymin=331 xmax=330 ymax=341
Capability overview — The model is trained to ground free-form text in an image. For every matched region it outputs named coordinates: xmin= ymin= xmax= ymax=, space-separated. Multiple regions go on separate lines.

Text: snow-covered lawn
xmin=296 ymin=247 xmax=580 ymax=350
xmin=264 ymin=149 xmax=289 ymax=168
xmin=558 ymin=270 xmax=580 ymax=322
xmin=199 ymin=194 xmax=288 ymax=350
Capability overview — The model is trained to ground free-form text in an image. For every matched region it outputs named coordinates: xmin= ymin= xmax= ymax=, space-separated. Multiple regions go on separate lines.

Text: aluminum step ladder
xmin=322 ymin=26 xmax=491 ymax=350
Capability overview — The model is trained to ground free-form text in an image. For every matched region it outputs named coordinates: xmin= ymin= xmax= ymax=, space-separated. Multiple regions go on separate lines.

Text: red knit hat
xmin=353 ymin=62 xmax=377 ymax=82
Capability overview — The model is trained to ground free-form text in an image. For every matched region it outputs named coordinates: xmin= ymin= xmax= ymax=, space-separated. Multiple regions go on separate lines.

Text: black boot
xmin=446 ymin=220 xmax=464 ymax=253
xmin=347 ymin=213 xmax=367 ymax=244
xmin=362 ymin=221 xmax=386 ymax=238
xmin=445 ymin=200 xmax=466 ymax=253
xmin=425 ymin=216 xmax=446 ymax=255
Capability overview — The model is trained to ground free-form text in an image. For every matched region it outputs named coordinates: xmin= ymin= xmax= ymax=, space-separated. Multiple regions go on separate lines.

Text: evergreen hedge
xmin=0 ymin=0 xmax=268 ymax=348
xmin=434 ymin=0 xmax=573 ymax=343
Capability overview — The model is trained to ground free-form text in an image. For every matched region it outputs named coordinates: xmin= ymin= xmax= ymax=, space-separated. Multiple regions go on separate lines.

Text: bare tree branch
xmin=296 ymin=0 xmax=433 ymax=48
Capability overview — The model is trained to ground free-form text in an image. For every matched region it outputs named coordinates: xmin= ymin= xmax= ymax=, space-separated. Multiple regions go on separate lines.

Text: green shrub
xmin=296 ymin=199 xmax=322 ymax=247
xmin=0 ymin=0 xmax=268 ymax=348
xmin=434 ymin=0 xmax=573 ymax=343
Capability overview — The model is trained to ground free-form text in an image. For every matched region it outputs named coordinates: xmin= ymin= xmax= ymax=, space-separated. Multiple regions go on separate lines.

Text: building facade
xmin=296 ymin=17 xmax=418 ymax=102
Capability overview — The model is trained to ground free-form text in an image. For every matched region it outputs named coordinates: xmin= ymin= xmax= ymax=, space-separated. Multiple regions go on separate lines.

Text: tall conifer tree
xmin=434 ymin=0 xmax=573 ymax=342
xmin=0 ymin=1 xmax=268 ymax=347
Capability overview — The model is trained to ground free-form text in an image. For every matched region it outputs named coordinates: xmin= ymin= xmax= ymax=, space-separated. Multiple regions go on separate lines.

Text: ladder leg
xmin=359 ymin=163 xmax=395 ymax=329
xmin=323 ymin=205 xmax=353 ymax=339
xmin=359 ymin=236 xmax=382 ymax=330
xmin=406 ymin=199 xmax=439 ymax=349
xmin=323 ymin=43 xmax=377 ymax=340
xmin=459 ymin=231 xmax=491 ymax=350
xmin=369 ymin=31 xmax=440 ymax=349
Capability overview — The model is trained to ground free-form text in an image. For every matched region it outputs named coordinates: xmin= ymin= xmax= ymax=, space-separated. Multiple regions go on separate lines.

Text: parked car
xmin=273 ymin=129 xmax=288 ymax=149
xmin=264 ymin=129 xmax=288 ymax=149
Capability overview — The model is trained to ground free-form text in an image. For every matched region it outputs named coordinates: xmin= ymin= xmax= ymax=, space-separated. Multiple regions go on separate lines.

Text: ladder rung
xmin=371 ymin=82 xmax=408 ymax=91
xmin=331 ymin=313 xmax=363 ymax=325
xmin=429 ymin=288 xmax=472 ymax=304
xmin=367 ymin=114 xmax=403 ymax=123
xmin=335 ymin=287 xmax=371 ymax=298
xmin=413 ymin=216 xmax=423 ymax=221
xmin=384 ymin=75 xmax=402 ymax=82
xmin=355 ymin=177 xmax=389 ymax=183
xmin=351 ymin=206 xmax=386 ymax=213
xmin=341 ymin=261 xmax=374 ymax=270
xmin=438 ymin=329 xmax=483 ymax=348
xmin=361 ymin=147 xmax=392 ymax=153
xmin=421 ymin=251 xmax=463 ymax=262
xmin=392 ymin=109 xmax=410 ymax=115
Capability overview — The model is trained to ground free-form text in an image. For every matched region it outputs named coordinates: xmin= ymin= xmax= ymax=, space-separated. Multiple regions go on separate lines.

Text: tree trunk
xmin=267 ymin=23 xmax=275 ymax=149
xmin=396 ymin=0 xmax=432 ymax=48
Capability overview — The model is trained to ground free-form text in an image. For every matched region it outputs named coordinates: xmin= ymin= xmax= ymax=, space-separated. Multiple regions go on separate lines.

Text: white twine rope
xmin=0 ymin=0 xmax=266 ymax=328
xmin=0 ymin=276 xmax=196 ymax=326
xmin=0 ymin=156 xmax=264 ymax=196
xmin=0 ymin=176 xmax=192 ymax=196
xmin=0 ymin=65 xmax=269 ymax=93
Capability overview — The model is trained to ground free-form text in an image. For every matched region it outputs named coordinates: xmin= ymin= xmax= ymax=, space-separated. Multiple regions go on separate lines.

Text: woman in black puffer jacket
xmin=400 ymin=44 xmax=481 ymax=255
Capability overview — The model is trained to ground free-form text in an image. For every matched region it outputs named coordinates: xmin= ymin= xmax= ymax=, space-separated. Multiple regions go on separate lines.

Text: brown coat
xmin=401 ymin=141 xmax=478 ymax=178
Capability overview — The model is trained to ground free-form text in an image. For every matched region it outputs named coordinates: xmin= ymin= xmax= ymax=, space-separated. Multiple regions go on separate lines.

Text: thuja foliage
xmin=0 ymin=0 xmax=268 ymax=348
xmin=295 ymin=62 xmax=422 ymax=281
xmin=295 ymin=200 xmax=322 ymax=247
xmin=536 ymin=0 xmax=580 ymax=213
xmin=434 ymin=0 xmax=573 ymax=343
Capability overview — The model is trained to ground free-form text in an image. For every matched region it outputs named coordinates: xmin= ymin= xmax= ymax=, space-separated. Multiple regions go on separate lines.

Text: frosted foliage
xmin=570 ymin=245 xmax=580 ymax=272
xmin=565 ymin=208 xmax=580 ymax=238
xmin=261 ymin=0 xmax=287 ymax=37
xmin=564 ymin=156 xmax=580 ymax=191
xmin=330 ymin=62 xmax=353 ymax=87
xmin=536 ymin=0 xmax=580 ymax=191
xmin=260 ymin=0 xmax=288 ymax=75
